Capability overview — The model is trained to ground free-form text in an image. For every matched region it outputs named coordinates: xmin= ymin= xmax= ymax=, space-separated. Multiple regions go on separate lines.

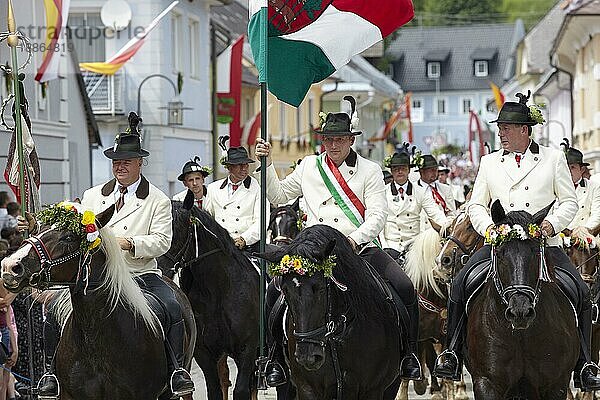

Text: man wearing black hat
xmin=416 ymin=154 xmax=456 ymax=217
xmin=256 ymin=96 xmax=423 ymax=385
xmin=37 ymin=113 xmax=195 ymax=399
xmin=382 ymin=147 xmax=449 ymax=253
xmin=561 ymin=141 xmax=600 ymax=242
xmin=173 ymin=156 xmax=211 ymax=209
xmin=204 ymin=146 xmax=261 ymax=251
xmin=434 ymin=93 xmax=600 ymax=391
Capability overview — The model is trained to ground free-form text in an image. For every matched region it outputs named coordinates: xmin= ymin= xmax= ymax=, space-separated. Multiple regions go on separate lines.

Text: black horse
xmin=158 ymin=197 xmax=260 ymax=400
xmin=467 ymin=202 xmax=579 ymax=399
xmin=260 ymin=225 xmax=403 ymax=399
xmin=1 ymin=204 xmax=196 ymax=400
xmin=269 ymin=199 xmax=302 ymax=245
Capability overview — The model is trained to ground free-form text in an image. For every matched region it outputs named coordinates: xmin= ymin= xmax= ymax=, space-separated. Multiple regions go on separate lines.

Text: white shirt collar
xmin=113 ymin=176 xmax=142 ymax=201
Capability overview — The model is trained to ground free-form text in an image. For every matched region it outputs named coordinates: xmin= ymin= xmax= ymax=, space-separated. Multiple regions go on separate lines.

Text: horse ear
xmin=291 ymin=197 xmax=300 ymax=212
xmin=531 ymin=201 xmax=555 ymax=225
xmin=182 ymin=189 xmax=194 ymax=210
xmin=255 ymin=246 xmax=287 ymax=264
xmin=96 ymin=205 xmax=115 ymax=229
xmin=490 ymin=200 xmax=506 ymax=224
xmin=429 ymin=219 xmax=441 ymax=233
xmin=324 ymin=239 xmax=336 ymax=258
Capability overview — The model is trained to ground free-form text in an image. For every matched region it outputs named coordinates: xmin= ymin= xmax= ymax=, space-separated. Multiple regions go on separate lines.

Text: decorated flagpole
xmin=256 ymin=0 xmax=269 ymax=390
xmin=6 ymin=0 xmax=27 ymax=222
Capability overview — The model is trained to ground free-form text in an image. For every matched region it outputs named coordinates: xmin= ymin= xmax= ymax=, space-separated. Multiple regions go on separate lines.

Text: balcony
xmin=81 ymin=70 xmax=125 ymax=115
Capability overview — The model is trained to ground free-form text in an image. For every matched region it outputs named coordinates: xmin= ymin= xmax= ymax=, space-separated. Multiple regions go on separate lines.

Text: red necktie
xmin=232 ymin=184 xmax=239 ymax=192
xmin=515 ymin=154 xmax=522 ymax=168
xmin=398 ymin=186 xmax=405 ymax=200
xmin=115 ymin=186 xmax=127 ymax=212
xmin=196 ymin=199 xmax=203 ymax=208
xmin=431 ymin=185 xmax=449 ymax=214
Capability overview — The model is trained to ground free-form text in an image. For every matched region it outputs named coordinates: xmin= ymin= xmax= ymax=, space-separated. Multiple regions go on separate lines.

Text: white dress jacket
xmin=468 ymin=141 xmax=577 ymax=246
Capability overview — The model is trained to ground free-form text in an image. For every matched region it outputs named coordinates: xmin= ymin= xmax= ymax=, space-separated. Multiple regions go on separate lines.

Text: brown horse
xmin=563 ymin=227 xmax=600 ymax=400
xmin=1 ymin=204 xmax=196 ymax=400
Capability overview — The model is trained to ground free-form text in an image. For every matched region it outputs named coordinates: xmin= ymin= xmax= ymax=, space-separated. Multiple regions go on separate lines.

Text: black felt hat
xmin=318 ymin=95 xmax=362 ymax=136
xmin=177 ymin=156 xmax=211 ymax=181
xmin=438 ymin=163 xmax=450 ymax=173
xmin=561 ymin=138 xmax=589 ymax=166
xmin=223 ymin=147 xmax=255 ymax=165
xmin=418 ymin=154 xmax=439 ymax=170
xmin=385 ymin=143 xmax=415 ymax=168
xmin=490 ymin=91 xmax=539 ymax=126
xmin=104 ymin=112 xmax=150 ymax=160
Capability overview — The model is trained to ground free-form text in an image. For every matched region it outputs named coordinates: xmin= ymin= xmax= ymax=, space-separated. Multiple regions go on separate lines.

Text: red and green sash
xmin=316 ymin=153 xmax=381 ymax=247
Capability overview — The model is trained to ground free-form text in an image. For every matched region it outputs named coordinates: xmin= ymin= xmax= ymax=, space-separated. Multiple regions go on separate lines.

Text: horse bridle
xmin=162 ymin=213 xmax=222 ymax=274
xmin=490 ymin=242 xmax=549 ymax=310
xmin=23 ymin=235 xmax=87 ymax=290
xmin=447 ymin=233 xmax=484 ymax=269
xmin=291 ymin=277 xmax=348 ymax=400
xmin=270 ymin=208 xmax=299 ymax=245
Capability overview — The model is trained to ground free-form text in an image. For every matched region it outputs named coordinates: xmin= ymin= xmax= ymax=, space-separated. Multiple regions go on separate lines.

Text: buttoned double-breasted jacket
xmin=81 ymin=175 xmax=173 ymax=275
xmin=261 ymin=149 xmax=387 ymax=246
xmin=204 ymin=175 xmax=261 ymax=246
xmin=468 ymin=141 xmax=577 ymax=246
xmin=383 ymin=180 xmax=448 ymax=251
xmin=567 ymin=178 xmax=600 ymax=231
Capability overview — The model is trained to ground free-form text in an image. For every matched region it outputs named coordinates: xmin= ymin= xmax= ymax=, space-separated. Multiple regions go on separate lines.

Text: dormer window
xmin=474 ymin=60 xmax=489 ymax=77
xmin=427 ymin=62 xmax=441 ymax=79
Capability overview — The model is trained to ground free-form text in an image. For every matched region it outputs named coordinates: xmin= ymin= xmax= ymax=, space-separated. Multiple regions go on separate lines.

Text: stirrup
xmin=170 ymin=368 xmax=194 ymax=398
xmin=433 ymin=349 xmax=462 ymax=379
xmin=400 ymin=352 xmax=423 ymax=380
xmin=36 ymin=372 xmax=60 ymax=400
xmin=580 ymin=362 xmax=600 ymax=379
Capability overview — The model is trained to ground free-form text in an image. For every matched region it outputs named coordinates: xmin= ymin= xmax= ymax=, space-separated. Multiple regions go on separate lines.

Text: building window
xmin=474 ymin=60 xmax=488 ymax=77
xmin=411 ymin=98 xmax=424 ymax=123
xmin=68 ymin=12 xmax=106 ymax=62
xmin=435 ymin=98 xmax=447 ymax=115
xmin=427 ymin=62 xmax=441 ymax=79
xmin=461 ymin=98 xmax=473 ymax=114
xmin=171 ymin=12 xmax=183 ymax=72
xmin=188 ymin=18 xmax=200 ymax=79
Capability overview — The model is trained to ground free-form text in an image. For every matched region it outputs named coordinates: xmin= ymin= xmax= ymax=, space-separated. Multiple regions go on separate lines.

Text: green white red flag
xmin=248 ymin=0 xmax=414 ymax=107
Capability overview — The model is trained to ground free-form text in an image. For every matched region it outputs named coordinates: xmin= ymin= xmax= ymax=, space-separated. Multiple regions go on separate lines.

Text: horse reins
xmin=163 ymin=213 xmax=223 ymax=274
xmin=292 ymin=278 xmax=348 ymax=400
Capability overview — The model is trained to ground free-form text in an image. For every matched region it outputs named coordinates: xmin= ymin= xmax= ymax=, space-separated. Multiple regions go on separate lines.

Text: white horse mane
xmin=52 ymin=226 xmax=160 ymax=337
xmin=404 ymin=227 xmax=445 ymax=298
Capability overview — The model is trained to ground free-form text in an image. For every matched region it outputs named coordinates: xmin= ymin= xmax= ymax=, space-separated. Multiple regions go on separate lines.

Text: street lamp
xmin=136 ymin=73 xmax=189 ymax=126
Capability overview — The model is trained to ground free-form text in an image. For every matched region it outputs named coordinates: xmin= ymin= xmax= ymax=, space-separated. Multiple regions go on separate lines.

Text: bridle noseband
xmin=24 ymin=235 xmax=85 ymax=290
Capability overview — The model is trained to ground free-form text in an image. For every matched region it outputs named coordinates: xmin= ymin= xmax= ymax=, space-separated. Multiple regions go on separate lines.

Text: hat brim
xmin=489 ymin=118 xmax=537 ymax=126
xmin=389 ymin=163 xmax=415 ymax=168
xmin=224 ymin=158 xmax=256 ymax=165
xmin=104 ymin=148 xmax=150 ymax=160
xmin=317 ymin=131 xmax=362 ymax=136
xmin=177 ymin=170 xmax=210 ymax=181
xmin=438 ymin=167 xmax=450 ymax=173
xmin=567 ymin=161 xmax=590 ymax=167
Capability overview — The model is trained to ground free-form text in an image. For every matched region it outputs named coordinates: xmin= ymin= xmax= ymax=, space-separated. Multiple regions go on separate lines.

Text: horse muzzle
xmin=295 ymin=342 xmax=325 ymax=371
xmin=505 ymin=295 xmax=536 ymax=330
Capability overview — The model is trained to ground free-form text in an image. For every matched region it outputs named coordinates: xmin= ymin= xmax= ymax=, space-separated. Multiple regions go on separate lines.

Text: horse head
xmin=261 ymin=226 xmax=347 ymax=372
xmin=2 ymin=203 xmax=114 ymax=293
xmin=564 ymin=224 xmax=600 ymax=289
xmin=490 ymin=200 xmax=553 ymax=330
xmin=269 ymin=198 xmax=302 ymax=245
xmin=436 ymin=210 xmax=482 ymax=282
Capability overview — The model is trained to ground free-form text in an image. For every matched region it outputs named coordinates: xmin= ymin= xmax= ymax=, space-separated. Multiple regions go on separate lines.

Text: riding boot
xmin=399 ymin=297 xmax=423 ymax=380
xmin=166 ymin=320 xmax=195 ymax=399
xmin=265 ymin=287 xmax=287 ymax=387
xmin=433 ymin=298 xmax=465 ymax=381
xmin=38 ymin=311 xmax=60 ymax=400
xmin=573 ymin=302 xmax=600 ymax=391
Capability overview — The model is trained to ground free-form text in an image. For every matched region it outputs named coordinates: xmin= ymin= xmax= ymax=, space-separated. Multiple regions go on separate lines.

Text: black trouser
xmin=134 ymin=273 xmax=186 ymax=371
xmin=446 ymin=245 xmax=592 ymax=368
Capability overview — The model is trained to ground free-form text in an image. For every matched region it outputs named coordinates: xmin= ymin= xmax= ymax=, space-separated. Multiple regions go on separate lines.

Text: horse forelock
xmin=405 ymin=228 xmax=445 ymax=298
xmin=285 ymin=226 xmax=392 ymax=319
xmin=97 ymin=227 xmax=161 ymax=337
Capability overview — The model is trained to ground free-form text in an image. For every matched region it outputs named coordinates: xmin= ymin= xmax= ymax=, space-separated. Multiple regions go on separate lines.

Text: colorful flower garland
xmin=485 ymin=223 xmax=542 ymax=246
xmin=37 ymin=202 xmax=102 ymax=252
xmin=269 ymin=254 xmax=336 ymax=277
xmin=559 ymin=232 xmax=596 ymax=250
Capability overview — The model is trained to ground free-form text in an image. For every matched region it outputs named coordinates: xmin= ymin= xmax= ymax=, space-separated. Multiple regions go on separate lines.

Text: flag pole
xmin=7 ymin=0 xmax=27 ymax=221
xmin=7 ymin=0 xmax=37 ymax=392
xmin=256 ymin=0 xmax=269 ymax=391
